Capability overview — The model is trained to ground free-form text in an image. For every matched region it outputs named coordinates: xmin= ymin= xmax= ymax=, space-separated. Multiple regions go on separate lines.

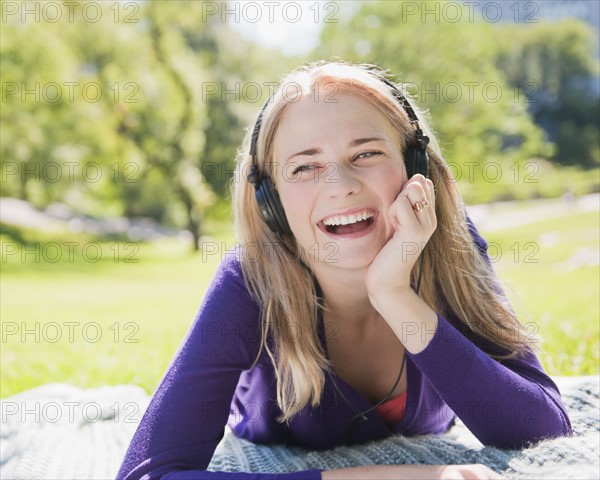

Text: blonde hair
xmin=232 ymin=61 xmax=537 ymax=424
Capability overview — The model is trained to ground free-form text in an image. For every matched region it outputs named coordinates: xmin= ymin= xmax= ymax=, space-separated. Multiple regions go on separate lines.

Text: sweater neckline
xmin=316 ymin=305 xmax=413 ymax=430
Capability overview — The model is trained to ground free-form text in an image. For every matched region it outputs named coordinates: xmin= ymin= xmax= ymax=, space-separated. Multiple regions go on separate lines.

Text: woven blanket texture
xmin=1 ymin=376 xmax=598 ymax=480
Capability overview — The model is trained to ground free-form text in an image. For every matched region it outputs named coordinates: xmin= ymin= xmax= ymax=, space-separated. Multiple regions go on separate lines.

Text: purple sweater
xmin=116 ymin=221 xmax=572 ymax=480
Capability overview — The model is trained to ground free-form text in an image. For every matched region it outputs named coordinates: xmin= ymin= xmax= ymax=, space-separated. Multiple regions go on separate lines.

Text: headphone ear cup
xmin=404 ymin=146 xmax=418 ymax=179
xmin=417 ymin=149 xmax=429 ymax=179
xmin=255 ymin=182 xmax=277 ymax=233
xmin=256 ymin=178 xmax=292 ymax=235
xmin=404 ymin=146 xmax=429 ymax=179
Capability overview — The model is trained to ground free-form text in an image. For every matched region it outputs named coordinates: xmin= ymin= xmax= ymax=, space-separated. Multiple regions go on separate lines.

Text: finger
xmin=392 ymin=197 xmax=428 ymax=261
xmin=391 ymin=195 xmax=421 ymax=232
xmin=414 ymin=175 xmax=435 ymax=224
xmin=403 ymin=183 xmax=433 ymax=226
xmin=400 ymin=180 xmax=427 ymax=208
xmin=423 ymin=177 xmax=434 ymax=202
xmin=464 ymin=465 xmax=505 ymax=480
xmin=411 ymin=176 xmax=435 ymax=226
xmin=416 ymin=176 xmax=432 ymax=203
xmin=402 ymin=174 xmax=427 ymax=196
xmin=423 ymin=178 xmax=437 ymax=225
xmin=490 ymin=471 xmax=506 ymax=480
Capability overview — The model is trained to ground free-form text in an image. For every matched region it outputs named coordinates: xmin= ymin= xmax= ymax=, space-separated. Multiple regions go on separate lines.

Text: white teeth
xmin=322 ymin=211 xmax=374 ymax=226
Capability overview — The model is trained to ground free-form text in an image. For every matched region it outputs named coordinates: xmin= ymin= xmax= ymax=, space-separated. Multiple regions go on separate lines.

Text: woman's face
xmin=272 ymin=91 xmax=408 ymax=270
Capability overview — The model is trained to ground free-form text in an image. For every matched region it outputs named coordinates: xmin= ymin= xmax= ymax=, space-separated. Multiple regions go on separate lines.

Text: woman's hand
xmin=365 ymin=174 xmax=437 ymax=296
xmin=363 ymin=174 xmax=438 ymax=353
xmin=321 ymin=463 xmax=505 ymax=479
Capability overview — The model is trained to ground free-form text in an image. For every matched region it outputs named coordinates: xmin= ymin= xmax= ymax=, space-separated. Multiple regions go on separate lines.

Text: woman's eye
xmin=292 ymin=164 xmax=319 ymax=175
xmin=354 ymin=151 xmax=383 ymax=161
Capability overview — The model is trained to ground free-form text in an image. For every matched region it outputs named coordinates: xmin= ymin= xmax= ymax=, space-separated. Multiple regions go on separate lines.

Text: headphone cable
xmin=329 ymin=254 xmax=423 ymax=442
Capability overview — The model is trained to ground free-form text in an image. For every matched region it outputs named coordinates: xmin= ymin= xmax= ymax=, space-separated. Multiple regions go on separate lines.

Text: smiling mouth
xmin=323 ymin=217 xmax=374 ymax=235
xmin=318 ymin=210 xmax=376 ymax=235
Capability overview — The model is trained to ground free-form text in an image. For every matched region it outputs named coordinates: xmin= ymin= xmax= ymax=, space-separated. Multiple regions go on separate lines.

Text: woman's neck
xmin=312 ymin=263 xmax=380 ymax=331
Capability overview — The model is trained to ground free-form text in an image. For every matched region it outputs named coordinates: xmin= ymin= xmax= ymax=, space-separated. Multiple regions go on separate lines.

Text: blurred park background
xmin=1 ymin=0 xmax=599 ymax=398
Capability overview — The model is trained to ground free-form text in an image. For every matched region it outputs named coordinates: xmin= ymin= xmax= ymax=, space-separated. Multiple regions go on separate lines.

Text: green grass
xmin=1 ymin=207 xmax=598 ymax=398
xmin=479 ymin=211 xmax=599 ymax=376
xmin=0 ymin=227 xmax=237 ymax=398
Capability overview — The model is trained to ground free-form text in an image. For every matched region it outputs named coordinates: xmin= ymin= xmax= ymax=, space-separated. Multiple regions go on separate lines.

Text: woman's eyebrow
xmin=286 ymin=147 xmax=321 ymax=163
xmin=285 ymin=137 xmax=387 ymax=163
xmin=348 ymin=137 xmax=387 ymax=147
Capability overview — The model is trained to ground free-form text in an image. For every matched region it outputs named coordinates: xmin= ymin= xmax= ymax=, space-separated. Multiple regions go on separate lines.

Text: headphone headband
xmin=379 ymin=77 xmax=430 ymax=151
xmin=249 ymin=99 xmax=270 ymax=158
xmin=249 ymin=74 xmax=428 ymax=166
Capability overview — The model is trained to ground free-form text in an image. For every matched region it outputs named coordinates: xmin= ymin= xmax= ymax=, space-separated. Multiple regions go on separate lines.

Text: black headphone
xmin=246 ymin=74 xmax=430 ymax=236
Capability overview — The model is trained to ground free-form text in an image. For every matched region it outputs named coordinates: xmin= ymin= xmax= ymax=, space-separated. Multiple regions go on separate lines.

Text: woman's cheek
xmin=281 ymin=190 xmax=312 ymax=240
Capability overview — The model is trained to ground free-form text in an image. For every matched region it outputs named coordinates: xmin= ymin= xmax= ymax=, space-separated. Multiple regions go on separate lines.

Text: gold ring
xmin=414 ymin=199 xmax=430 ymax=213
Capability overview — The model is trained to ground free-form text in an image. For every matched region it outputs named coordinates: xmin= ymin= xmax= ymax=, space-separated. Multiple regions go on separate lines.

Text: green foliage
xmin=495 ymin=20 xmax=600 ymax=168
xmin=0 ymin=1 xmax=291 ymax=248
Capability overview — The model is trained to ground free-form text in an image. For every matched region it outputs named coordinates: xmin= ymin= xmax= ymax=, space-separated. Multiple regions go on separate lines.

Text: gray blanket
xmin=1 ymin=376 xmax=598 ymax=479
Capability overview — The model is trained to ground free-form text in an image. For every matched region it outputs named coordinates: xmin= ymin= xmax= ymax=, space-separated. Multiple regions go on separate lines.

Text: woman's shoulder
xmin=211 ymin=245 xmax=246 ymax=284
xmin=203 ymin=245 xmax=247 ymax=295
xmin=193 ymin=246 xmax=263 ymax=363
xmin=205 ymin=244 xmax=262 ymax=309
xmin=464 ymin=212 xmax=488 ymax=253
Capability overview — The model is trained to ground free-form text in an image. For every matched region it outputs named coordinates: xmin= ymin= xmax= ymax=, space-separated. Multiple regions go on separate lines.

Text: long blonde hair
xmin=231 ymin=61 xmax=537 ymax=424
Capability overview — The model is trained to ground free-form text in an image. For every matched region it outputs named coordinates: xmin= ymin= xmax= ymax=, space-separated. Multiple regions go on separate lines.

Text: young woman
xmin=116 ymin=62 xmax=572 ymax=480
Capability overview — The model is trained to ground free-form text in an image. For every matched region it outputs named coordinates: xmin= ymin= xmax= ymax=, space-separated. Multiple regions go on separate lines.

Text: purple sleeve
xmin=115 ymin=254 xmax=323 ymax=480
xmin=408 ymin=217 xmax=572 ymax=449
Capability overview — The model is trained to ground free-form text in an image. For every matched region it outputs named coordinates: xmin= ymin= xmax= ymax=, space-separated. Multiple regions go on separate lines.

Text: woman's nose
xmin=323 ymin=162 xmax=362 ymax=197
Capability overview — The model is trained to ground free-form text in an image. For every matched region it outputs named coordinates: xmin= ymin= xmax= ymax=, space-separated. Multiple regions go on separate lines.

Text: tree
xmin=1 ymin=1 xmax=265 ymax=249
xmin=495 ymin=20 xmax=600 ymax=167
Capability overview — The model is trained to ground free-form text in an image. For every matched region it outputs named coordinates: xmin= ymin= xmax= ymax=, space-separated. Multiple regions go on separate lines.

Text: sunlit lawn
xmin=1 ymin=209 xmax=598 ymax=398
xmin=479 ymin=210 xmax=599 ymax=376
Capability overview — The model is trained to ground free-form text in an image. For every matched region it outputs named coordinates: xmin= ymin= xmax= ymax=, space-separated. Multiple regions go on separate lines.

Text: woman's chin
xmin=310 ymin=242 xmax=380 ymax=272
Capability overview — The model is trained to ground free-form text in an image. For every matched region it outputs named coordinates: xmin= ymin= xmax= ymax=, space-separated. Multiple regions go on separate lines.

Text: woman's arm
xmin=116 ymin=253 xmax=322 ymax=480
xmin=368 ymin=219 xmax=572 ymax=449
xmin=374 ymin=291 xmax=572 ymax=449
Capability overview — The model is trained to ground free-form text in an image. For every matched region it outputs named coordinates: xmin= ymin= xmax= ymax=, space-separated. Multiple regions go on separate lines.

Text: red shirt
xmin=376 ymin=390 xmax=408 ymax=424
